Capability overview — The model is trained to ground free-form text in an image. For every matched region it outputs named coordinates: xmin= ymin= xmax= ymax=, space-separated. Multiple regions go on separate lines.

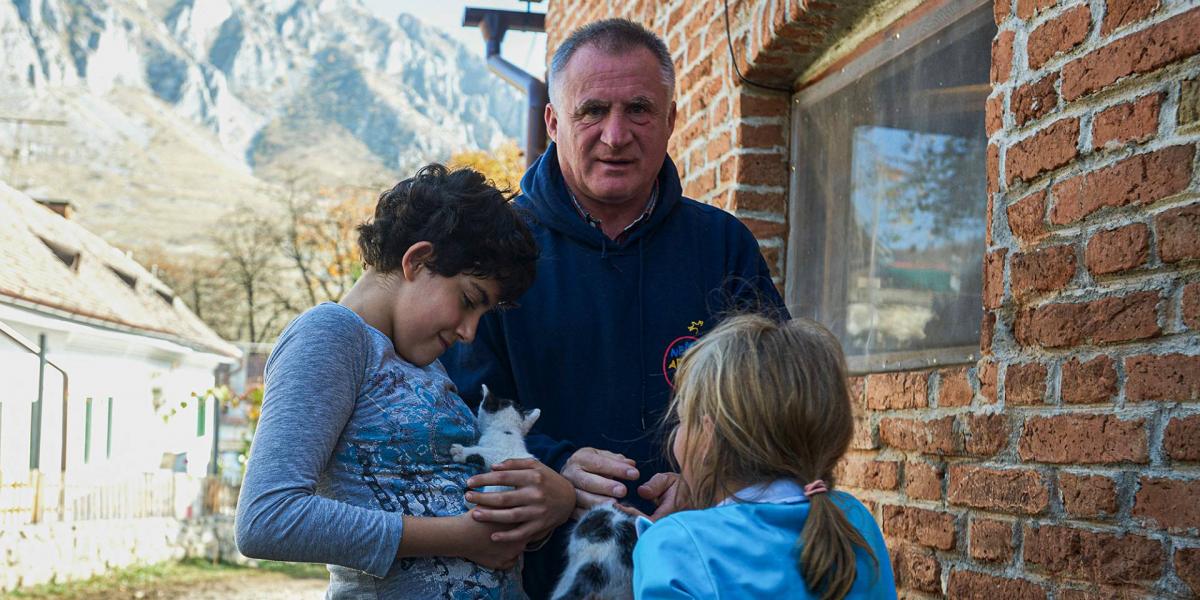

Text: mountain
xmin=0 ymin=0 xmax=524 ymax=253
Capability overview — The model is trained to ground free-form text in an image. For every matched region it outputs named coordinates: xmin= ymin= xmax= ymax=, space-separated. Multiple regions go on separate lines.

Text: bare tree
xmin=212 ymin=206 xmax=286 ymax=344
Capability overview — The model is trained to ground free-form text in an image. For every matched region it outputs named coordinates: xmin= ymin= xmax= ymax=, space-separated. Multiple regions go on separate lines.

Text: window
xmin=787 ymin=0 xmax=995 ymax=373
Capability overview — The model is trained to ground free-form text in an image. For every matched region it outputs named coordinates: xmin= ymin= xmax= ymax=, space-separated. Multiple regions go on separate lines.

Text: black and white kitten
xmin=550 ymin=504 xmax=638 ymax=600
xmin=451 ymin=385 xmax=540 ymax=491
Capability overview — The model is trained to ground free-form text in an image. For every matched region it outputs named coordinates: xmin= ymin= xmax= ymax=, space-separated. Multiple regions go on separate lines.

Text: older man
xmin=445 ymin=18 xmax=788 ymax=597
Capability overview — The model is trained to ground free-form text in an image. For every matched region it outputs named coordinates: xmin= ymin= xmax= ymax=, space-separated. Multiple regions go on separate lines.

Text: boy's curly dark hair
xmin=356 ymin=164 xmax=538 ymax=303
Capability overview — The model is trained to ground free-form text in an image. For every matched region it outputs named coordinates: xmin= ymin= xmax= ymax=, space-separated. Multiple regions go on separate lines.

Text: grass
xmin=2 ymin=558 xmax=326 ymax=599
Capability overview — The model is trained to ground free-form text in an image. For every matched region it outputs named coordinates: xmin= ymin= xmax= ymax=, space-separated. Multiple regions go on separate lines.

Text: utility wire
xmin=722 ymin=0 xmax=793 ymax=94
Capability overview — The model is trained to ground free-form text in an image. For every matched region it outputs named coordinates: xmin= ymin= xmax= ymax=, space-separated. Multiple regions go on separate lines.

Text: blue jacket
xmin=634 ymin=489 xmax=896 ymax=599
xmin=442 ymin=143 xmax=787 ymax=496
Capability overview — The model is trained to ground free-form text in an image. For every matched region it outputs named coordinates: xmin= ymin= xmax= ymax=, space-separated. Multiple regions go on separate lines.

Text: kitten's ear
xmin=521 ymin=408 xmax=541 ymax=435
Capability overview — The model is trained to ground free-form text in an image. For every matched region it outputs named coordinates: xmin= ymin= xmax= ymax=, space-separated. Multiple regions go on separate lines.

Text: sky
xmin=361 ymin=0 xmax=548 ymax=78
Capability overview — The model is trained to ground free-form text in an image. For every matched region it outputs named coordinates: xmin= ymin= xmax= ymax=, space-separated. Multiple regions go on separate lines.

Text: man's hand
xmin=465 ymin=458 xmax=574 ymax=544
xmin=637 ymin=472 xmax=681 ymax=521
xmin=560 ymin=447 xmax=640 ymax=519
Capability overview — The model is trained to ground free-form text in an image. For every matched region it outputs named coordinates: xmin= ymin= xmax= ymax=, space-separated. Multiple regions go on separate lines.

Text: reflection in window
xmin=789 ymin=2 xmax=994 ymax=372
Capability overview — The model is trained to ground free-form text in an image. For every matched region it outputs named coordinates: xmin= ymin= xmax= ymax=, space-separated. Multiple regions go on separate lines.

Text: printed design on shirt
xmin=661 ymin=319 xmax=705 ymax=388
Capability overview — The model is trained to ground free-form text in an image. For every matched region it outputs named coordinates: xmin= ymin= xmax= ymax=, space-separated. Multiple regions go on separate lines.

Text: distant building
xmin=0 ymin=182 xmax=240 ymax=489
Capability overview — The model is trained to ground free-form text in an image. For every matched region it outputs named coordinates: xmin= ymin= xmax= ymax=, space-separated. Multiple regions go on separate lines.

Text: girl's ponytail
xmin=799 ymin=489 xmax=876 ymax=600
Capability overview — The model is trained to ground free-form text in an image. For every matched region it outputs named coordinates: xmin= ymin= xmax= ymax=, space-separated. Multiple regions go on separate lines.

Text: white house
xmin=0 ymin=181 xmax=240 ymax=503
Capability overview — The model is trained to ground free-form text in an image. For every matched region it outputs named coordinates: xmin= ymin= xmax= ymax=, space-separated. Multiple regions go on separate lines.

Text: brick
xmin=737 ymin=93 xmax=789 ymax=118
xmin=1059 ymin=472 xmax=1119 ymax=518
xmin=938 ymin=367 xmax=973 ymax=407
xmin=986 ymin=93 xmax=1003 ymax=136
xmin=1016 ymin=0 xmax=1055 ymax=20
xmin=981 ymin=310 xmax=996 ymax=355
xmin=969 ymin=518 xmax=1014 ymax=562
xmin=883 ymin=505 xmax=956 ymax=550
xmin=735 ymin=153 xmax=787 ymax=187
xmin=1019 ymin=414 xmax=1148 ymax=464
xmin=1062 ymin=8 xmax=1200 ymax=101
xmin=1023 ymin=524 xmax=1164 ymax=583
xmin=1050 ymin=145 xmax=1194 ymax=225
xmin=1183 ymin=78 xmax=1200 ymax=127
xmin=880 ymin=417 xmax=956 ymax=455
xmin=1007 ymin=118 xmax=1079 ymax=184
xmin=732 ymin=190 xmax=784 ymax=214
xmin=1133 ymin=477 xmax=1200 ymax=530
xmin=1085 ymin=223 xmax=1150 ymax=275
xmin=1007 ymin=190 xmax=1046 ymax=243
xmin=866 ymin=371 xmax=928 ymax=410
xmin=738 ymin=124 xmax=784 ymax=149
xmin=1005 ymin=362 xmax=1047 ymax=405
xmin=1010 ymin=245 xmax=1076 ymax=301
xmin=1165 ymin=415 xmax=1200 ymax=461
xmin=682 ymin=168 xmax=716 ymax=199
xmin=892 ymin=543 xmax=940 ymax=593
xmin=979 ymin=360 xmax=998 ymax=404
xmin=1013 ymin=75 xmax=1058 ymax=126
xmin=991 ymin=30 xmax=1015 ymax=84
xmin=1057 ymin=586 xmax=1148 ymax=600
xmin=905 ymin=461 xmax=943 ymax=501
xmin=1178 ymin=548 xmax=1200 ymax=596
xmin=1014 ymin=291 xmax=1160 ymax=348
xmin=849 ymin=376 xmax=866 ymax=412
xmin=836 ymin=455 xmax=900 ymax=490
xmin=962 ymin=413 xmax=1009 ymax=457
xmin=1088 ymin=292 xmax=1162 ymax=344
xmin=1125 ymin=353 xmax=1200 ymax=402
xmin=1156 ymin=203 xmax=1200 ymax=263
xmin=741 ymin=218 xmax=787 ymax=240
xmin=995 ymin=0 xmax=1011 ymax=24
xmin=705 ymin=130 xmax=732 ymax=161
xmin=946 ymin=570 xmax=1046 ymax=599
xmin=948 ymin=465 xmax=1049 ymax=514
xmin=1102 ymin=0 xmax=1160 ymax=34
xmin=983 ymin=249 xmax=1006 ymax=309
xmin=1092 ymin=93 xmax=1163 ymax=149
xmin=1028 ymin=5 xmax=1091 ymax=69
xmin=1061 ymin=356 xmax=1118 ymax=404
xmin=987 ymin=143 xmax=1000 ymax=194
xmin=1184 ymin=283 xmax=1200 ymax=331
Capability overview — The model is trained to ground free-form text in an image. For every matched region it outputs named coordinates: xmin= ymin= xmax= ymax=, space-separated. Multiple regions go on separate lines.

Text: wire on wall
xmin=722 ymin=0 xmax=793 ymax=94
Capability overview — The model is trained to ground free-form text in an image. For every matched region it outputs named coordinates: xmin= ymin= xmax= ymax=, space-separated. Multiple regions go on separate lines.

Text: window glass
xmin=789 ymin=3 xmax=995 ymax=372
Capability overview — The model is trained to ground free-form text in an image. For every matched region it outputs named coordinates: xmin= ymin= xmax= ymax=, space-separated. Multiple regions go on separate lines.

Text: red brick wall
xmin=546 ymin=1 xmax=1200 ymax=597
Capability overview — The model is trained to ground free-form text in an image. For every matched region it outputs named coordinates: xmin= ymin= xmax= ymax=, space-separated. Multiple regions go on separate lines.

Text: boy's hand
xmin=451 ymin=513 xmax=525 ymax=570
xmin=638 ymin=472 xmax=681 ymax=521
xmin=560 ymin=447 xmax=640 ymax=519
xmin=466 ymin=458 xmax=574 ymax=543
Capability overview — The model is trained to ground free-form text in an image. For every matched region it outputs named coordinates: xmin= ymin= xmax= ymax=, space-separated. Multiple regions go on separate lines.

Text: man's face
xmin=546 ymin=45 xmax=676 ymax=209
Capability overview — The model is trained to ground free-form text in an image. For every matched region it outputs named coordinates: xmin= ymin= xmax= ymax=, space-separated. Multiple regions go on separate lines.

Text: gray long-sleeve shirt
xmin=235 ymin=303 xmax=523 ymax=598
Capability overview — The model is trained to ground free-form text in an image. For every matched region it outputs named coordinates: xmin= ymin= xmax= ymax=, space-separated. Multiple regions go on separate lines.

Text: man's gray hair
xmin=548 ymin=18 xmax=675 ymax=106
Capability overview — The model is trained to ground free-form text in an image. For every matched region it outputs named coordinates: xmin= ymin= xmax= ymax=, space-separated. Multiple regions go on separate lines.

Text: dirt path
xmin=1 ymin=565 xmax=329 ymax=600
xmin=155 ymin=570 xmax=327 ymax=600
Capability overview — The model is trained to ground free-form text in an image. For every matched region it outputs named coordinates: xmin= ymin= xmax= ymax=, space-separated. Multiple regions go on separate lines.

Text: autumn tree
xmin=448 ymin=140 xmax=525 ymax=194
xmin=276 ymin=181 xmax=374 ymax=311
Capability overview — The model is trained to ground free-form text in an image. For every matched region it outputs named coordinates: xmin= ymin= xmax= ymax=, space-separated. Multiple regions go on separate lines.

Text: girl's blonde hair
xmin=668 ymin=314 xmax=876 ymax=600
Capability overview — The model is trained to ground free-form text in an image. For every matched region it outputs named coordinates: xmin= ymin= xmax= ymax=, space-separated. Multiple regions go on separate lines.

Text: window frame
xmin=785 ymin=0 xmax=993 ymax=375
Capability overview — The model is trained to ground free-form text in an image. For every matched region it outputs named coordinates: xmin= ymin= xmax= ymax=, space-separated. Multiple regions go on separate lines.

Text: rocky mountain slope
xmin=0 ymin=0 xmax=523 ymax=252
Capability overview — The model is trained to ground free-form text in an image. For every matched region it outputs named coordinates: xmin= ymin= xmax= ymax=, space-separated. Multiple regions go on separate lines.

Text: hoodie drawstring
xmin=638 ymin=237 xmax=646 ymax=431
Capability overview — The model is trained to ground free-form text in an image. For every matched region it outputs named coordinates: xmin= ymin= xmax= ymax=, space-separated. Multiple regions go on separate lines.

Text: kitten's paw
xmin=449 ymin=444 xmax=466 ymax=463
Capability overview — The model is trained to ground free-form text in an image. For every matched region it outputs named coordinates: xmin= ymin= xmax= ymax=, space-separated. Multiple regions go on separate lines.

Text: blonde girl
xmin=633 ymin=314 xmax=896 ymax=599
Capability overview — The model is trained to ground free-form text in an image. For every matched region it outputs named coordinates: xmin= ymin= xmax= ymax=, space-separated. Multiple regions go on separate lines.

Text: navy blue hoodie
xmin=442 ymin=143 xmax=788 ymax=494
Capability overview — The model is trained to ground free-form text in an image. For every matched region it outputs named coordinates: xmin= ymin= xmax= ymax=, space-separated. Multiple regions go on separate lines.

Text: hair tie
xmin=804 ymin=479 xmax=829 ymax=498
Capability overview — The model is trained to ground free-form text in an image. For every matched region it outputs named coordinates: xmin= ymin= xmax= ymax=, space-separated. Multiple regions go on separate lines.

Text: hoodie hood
xmin=518 ymin=142 xmax=683 ymax=251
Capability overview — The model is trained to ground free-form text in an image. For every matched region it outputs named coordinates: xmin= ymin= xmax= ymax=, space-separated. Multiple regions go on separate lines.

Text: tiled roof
xmin=0 ymin=182 xmax=240 ymax=359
